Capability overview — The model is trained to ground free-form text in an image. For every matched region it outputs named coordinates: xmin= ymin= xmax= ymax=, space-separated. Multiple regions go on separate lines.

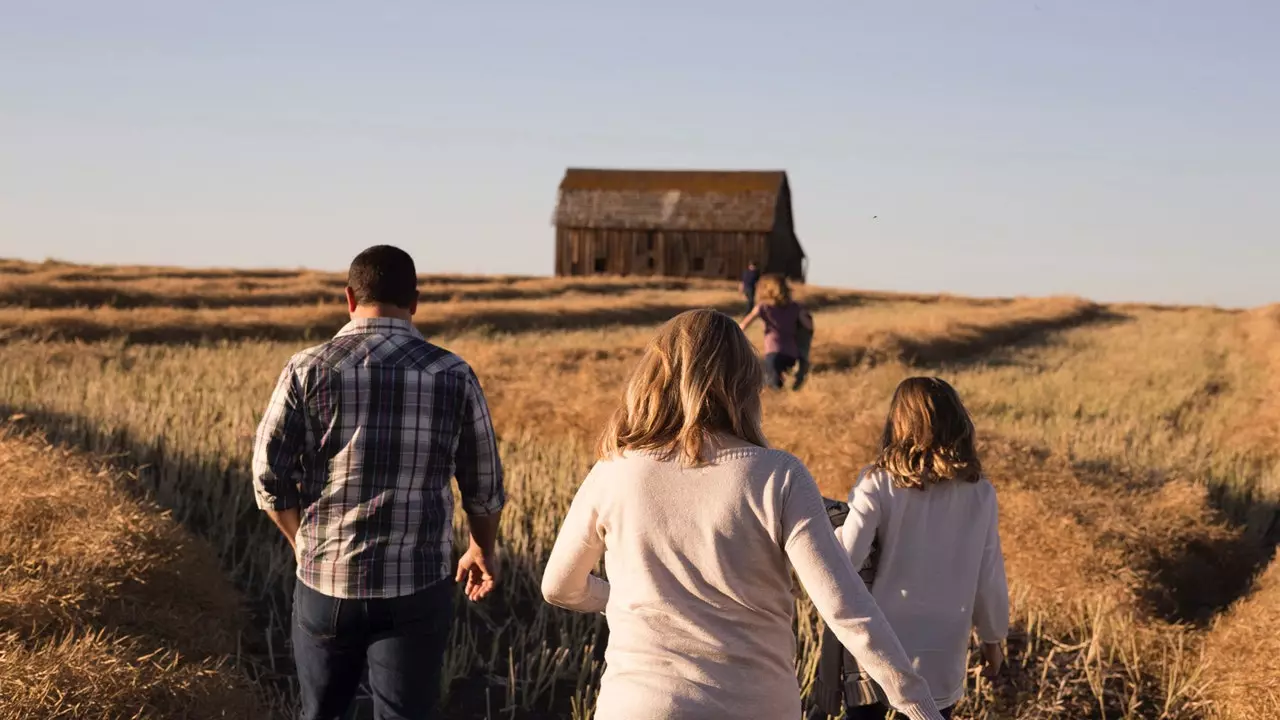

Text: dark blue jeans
xmin=846 ymin=702 xmax=953 ymax=719
xmin=795 ymin=327 xmax=813 ymax=390
xmin=293 ymin=579 xmax=455 ymax=720
xmin=764 ymin=352 xmax=797 ymax=389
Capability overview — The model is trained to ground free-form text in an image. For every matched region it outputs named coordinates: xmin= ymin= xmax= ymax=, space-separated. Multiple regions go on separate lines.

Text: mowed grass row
xmin=1202 ymin=557 xmax=1280 ymax=720
xmin=0 ymin=260 xmax=731 ymax=310
xmin=0 ymin=427 xmax=274 ymax=720
xmin=0 ymin=257 xmax=524 ymax=285
xmin=0 ymin=258 xmax=974 ymax=311
xmin=0 ymin=258 xmax=1047 ymax=346
xmin=0 ymin=286 xmax=903 ymax=343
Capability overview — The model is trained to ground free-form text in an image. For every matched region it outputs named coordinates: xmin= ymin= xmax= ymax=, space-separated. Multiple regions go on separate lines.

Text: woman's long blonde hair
xmin=757 ymin=274 xmax=792 ymax=307
xmin=600 ymin=309 xmax=767 ymax=465
xmin=876 ymin=377 xmax=982 ymax=489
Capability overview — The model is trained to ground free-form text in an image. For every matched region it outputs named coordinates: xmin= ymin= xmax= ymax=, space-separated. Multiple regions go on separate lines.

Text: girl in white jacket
xmin=841 ymin=377 xmax=1010 ymax=718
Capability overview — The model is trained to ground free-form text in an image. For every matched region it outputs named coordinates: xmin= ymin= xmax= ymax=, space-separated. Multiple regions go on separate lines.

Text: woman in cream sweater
xmin=541 ymin=309 xmax=944 ymax=720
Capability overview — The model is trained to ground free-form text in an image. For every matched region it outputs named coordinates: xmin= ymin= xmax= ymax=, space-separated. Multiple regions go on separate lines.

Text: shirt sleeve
xmin=973 ymin=489 xmax=1010 ymax=644
xmin=251 ymin=361 xmax=307 ymax=511
xmin=454 ymin=368 xmax=506 ymax=517
xmin=541 ymin=468 xmax=610 ymax=613
xmin=840 ymin=468 xmax=883 ymax=569
xmin=779 ymin=459 xmax=943 ymax=720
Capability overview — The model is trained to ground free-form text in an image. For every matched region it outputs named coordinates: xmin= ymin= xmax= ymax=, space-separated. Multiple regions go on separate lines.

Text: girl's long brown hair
xmin=600 ymin=309 xmax=767 ymax=465
xmin=876 ymin=377 xmax=982 ymax=489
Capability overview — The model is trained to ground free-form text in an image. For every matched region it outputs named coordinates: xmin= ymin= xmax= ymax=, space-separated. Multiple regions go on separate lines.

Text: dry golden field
xmin=0 ymin=258 xmax=1276 ymax=719
xmin=0 ymin=428 xmax=272 ymax=719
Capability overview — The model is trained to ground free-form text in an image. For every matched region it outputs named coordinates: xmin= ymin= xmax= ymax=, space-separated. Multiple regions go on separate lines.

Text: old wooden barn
xmin=553 ymin=168 xmax=806 ymax=281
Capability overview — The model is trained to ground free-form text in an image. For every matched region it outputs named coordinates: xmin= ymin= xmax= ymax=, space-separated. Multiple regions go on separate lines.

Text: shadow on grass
xmin=809 ymin=305 xmax=1123 ymax=374
xmin=1 ymin=278 xmax=716 ymax=311
xmin=903 ymin=306 xmax=1129 ymax=368
xmin=0 ymin=291 xmax=884 ymax=345
xmin=1072 ymin=457 xmax=1279 ymax=626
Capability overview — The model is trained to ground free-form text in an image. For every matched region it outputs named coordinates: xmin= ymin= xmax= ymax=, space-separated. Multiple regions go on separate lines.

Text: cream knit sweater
xmin=541 ymin=444 xmax=943 ymax=720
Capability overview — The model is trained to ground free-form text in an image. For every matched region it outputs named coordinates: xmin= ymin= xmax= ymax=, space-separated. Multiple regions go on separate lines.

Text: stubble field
xmin=0 ymin=258 xmax=1276 ymax=719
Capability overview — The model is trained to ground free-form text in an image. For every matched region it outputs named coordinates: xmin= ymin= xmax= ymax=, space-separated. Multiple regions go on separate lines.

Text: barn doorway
xmin=631 ymin=232 xmax=657 ymax=275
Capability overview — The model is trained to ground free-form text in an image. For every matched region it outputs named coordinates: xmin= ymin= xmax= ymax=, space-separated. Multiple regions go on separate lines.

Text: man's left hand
xmin=456 ymin=544 xmax=500 ymax=602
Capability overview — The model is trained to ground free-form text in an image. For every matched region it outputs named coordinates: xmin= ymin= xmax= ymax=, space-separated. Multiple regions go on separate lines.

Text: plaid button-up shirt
xmin=252 ymin=318 xmax=505 ymax=599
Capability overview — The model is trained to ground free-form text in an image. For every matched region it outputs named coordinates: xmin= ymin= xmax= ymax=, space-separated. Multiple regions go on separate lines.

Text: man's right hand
xmin=456 ymin=542 xmax=500 ymax=602
xmin=980 ymin=641 xmax=1004 ymax=679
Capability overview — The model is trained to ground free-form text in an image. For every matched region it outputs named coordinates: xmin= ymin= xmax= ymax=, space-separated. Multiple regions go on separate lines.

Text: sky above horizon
xmin=2 ymin=1 xmax=1277 ymax=307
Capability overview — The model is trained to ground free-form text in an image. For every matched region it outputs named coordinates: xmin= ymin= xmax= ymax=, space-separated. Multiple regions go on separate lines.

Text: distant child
xmin=739 ymin=274 xmax=813 ymax=390
xmin=838 ymin=377 xmax=1009 ymax=719
xmin=740 ymin=262 xmax=761 ymax=315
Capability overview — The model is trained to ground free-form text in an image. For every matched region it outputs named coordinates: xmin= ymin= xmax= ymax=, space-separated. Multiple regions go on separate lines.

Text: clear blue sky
xmin=2 ymin=1 xmax=1276 ymax=306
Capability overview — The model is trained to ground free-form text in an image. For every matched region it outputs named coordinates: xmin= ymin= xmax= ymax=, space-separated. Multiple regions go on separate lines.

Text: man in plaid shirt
xmin=252 ymin=245 xmax=505 ymax=720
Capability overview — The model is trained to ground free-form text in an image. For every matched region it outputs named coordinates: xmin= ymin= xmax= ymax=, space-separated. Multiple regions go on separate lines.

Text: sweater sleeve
xmin=972 ymin=489 xmax=1010 ymax=644
xmin=840 ymin=467 xmax=882 ymax=568
xmin=541 ymin=469 xmax=610 ymax=614
xmin=779 ymin=460 xmax=943 ymax=720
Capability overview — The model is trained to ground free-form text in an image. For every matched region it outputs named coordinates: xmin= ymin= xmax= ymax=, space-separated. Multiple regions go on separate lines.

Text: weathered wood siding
xmin=556 ymin=228 xmax=770 ymax=279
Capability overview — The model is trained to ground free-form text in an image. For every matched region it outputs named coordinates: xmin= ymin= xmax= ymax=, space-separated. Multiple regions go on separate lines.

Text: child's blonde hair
xmin=757 ymin=274 xmax=792 ymax=307
xmin=876 ymin=377 xmax=982 ymax=489
xmin=600 ymin=309 xmax=767 ymax=465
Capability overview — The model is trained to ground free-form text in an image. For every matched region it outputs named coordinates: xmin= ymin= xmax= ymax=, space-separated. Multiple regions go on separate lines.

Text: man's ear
xmin=345 ymin=286 xmax=358 ymax=313
xmin=409 ymin=290 xmax=420 ymax=316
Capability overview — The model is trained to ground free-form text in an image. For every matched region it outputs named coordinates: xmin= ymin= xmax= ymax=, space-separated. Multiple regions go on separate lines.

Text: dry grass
xmin=0 ymin=259 xmax=1276 ymax=718
xmin=1197 ymin=305 xmax=1280 ymax=719
xmin=1202 ymin=556 xmax=1280 ymax=719
xmin=0 ymin=285 xmax=796 ymax=343
xmin=0 ymin=258 xmax=1007 ymax=344
xmin=0 ymin=427 xmax=272 ymax=720
xmin=0 ymin=261 xmax=722 ymax=310
xmin=1233 ymin=305 xmax=1280 ymax=457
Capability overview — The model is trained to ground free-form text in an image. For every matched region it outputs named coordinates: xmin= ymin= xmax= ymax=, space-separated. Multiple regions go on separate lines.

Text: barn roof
xmin=555 ymin=168 xmax=787 ymax=232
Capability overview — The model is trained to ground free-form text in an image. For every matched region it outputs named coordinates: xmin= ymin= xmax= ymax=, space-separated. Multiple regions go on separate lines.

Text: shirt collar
xmin=334 ymin=317 xmax=424 ymax=340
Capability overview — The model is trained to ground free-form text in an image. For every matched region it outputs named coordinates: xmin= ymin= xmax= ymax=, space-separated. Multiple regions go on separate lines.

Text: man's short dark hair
xmin=348 ymin=245 xmax=418 ymax=308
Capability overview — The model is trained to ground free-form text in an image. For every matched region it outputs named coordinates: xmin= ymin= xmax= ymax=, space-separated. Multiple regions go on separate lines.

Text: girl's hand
xmin=980 ymin=642 xmax=1004 ymax=679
